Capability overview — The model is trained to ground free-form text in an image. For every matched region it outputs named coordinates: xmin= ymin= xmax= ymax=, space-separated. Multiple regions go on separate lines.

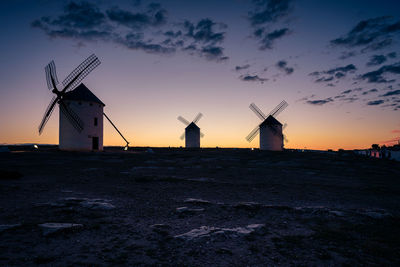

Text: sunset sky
xmin=0 ymin=0 xmax=399 ymax=150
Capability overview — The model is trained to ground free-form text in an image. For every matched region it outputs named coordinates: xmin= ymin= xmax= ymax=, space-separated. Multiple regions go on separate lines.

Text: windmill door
xmin=92 ymin=137 xmax=99 ymax=150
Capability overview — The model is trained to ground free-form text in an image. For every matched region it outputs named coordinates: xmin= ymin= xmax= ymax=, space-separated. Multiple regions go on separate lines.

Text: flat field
xmin=1 ymin=147 xmax=399 ymax=266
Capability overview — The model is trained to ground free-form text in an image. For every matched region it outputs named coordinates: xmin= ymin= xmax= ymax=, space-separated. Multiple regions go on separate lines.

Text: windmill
xmin=177 ymin=113 xmax=204 ymax=148
xmin=246 ymin=101 xmax=288 ymax=151
xmin=38 ymin=54 xmax=129 ymax=151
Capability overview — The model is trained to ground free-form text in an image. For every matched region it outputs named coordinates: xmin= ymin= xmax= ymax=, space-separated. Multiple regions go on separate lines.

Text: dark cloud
xmin=235 ymin=64 xmax=250 ymax=71
xmin=183 ymin=19 xmax=225 ymax=44
xmin=239 ymin=75 xmax=268 ymax=83
xmin=366 ymin=55 xmax=387 ymax=66
xmin=330 ymin=16 xmax=400 ymax=50
xmin=367 ymin=100 xmax=385 ymax=105
xmin=341 ymin=89 xmax=352 ymax=94
xmin=248 ymin=0 xmax=293 ymax=50
xmin=325 ymin=64 xmax=357 ymax=75
xmin=249 ymin=0 xmax=292 ymax=26
xmin=387 ymin=52 xmax=397 ymax=58
xmin=275 ymin=60 xmax=294 ymax=75
xmin=360 ymin=62 xmax=400 ymax=83
xmin=360 ymin=38 xmax=393 ymax=53
xmin=32 ymin=1 xmax=229 ymax=61
xmin=315 ymin=76 xmax=334 ymax=83
xmin=31 ymin=1 xmax=111 ymax=41
xmin=381 ymin=89 xmax=400 ymax=96
xmin=106 ymin=3 xmax=167 ymax=29
xmin=306 ymin=97 xmax=334 ymax=106
xmin=310 ymin=64 xmax=356 ymax=83
xmin=256 ymin=28 xmax=290 ymax=49
xmin=362 ymin=88 xmax=378 ymax=95
xmin=200 ymin=46 xmax=228 ymax=61
xmin=338 ymin=51 xmax=357 ymax=60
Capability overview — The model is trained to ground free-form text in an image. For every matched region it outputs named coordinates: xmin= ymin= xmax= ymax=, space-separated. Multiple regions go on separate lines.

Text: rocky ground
xmin=0 ymin=147 xmax=399 ymax=266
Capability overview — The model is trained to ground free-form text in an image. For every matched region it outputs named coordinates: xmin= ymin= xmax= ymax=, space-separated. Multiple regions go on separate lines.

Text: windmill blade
xmin=200 ymin=132 xmax=205 ymax=138
xmin=59 ymin=101 xmax=84 ymax=133
xmin=283 ymin=123 xmax=287 ymax=130
xmin=45 ymin=61 xmax=59 ymax=90
xmin=284 ymin=134 xmax=289 ymax=143
xmin=246 ymin=125 xmax=260 ymax=142
xmin=180 ymin=132 xmax=185 ymax=140
xmin=249 ymin=103 xmax=266 ymax=121
xmin=177 ymin=116 xmax=190 ymax=126
xmin=38 ymin=96 xmax=58 ymax=135
xmin=269 ymin=100 xmax=288 ymax=117
xmin=193 ymin=113 xmax=203 ymax=124
xmin=61 ymin=54 xmax=101 ymax=93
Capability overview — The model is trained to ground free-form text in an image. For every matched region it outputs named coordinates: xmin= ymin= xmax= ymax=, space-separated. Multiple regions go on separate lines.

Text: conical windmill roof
xmin=260 ymin=115 xmax=282 ymax=126
xmin=186 ymin=122 xmax=200 ymax=130
xmin=63 ymin=83 xmax=105 ymax=106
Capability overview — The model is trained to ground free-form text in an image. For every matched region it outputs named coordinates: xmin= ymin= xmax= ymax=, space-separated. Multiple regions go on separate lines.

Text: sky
xmin=0 ymin=0 xmax=400 ymax=150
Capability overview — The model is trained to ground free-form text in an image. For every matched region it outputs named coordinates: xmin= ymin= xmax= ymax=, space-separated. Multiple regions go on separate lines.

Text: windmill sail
xmin=62 ymin=54 xmax=101 ymax=93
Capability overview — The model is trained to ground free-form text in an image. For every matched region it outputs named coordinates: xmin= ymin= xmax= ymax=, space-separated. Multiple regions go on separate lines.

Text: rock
xmin=175 ymin=224 xmax=265 ymax=240
xmin=330 ymin=210 xmax=345 ymax=217
xmin=151 ymin=224 xmax=171 ymax=236
xmin=0 ymin=224 xmax=21 ymax=233
xmin=235 ymin=202 xmax=262 ymax=210
xmin=363 ymin=210 xmax=391 ymax=219
xmin=80 ymin=201 xmax=115 ymax=210
xmin=38 ymin=223 xmax=83 ymax=236
xmin=183 ymin=198 xmax=211 ymax=205
xmin=176 ymin=207 xmax=205 ymax=213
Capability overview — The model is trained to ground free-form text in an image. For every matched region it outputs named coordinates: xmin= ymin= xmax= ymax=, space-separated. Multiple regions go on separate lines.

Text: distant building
xmin=185 ymin=122 xmax=200 ymax=148
xmin=59 ymin=84 xmax=105 ymax=151
xmin=259 ymin=115 xmax=283 ymax=151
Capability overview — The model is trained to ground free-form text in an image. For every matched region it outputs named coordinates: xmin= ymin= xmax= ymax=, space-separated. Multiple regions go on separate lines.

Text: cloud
xmin=359 ymin=62 xmax=400 ymax=83
xmin=381 ymin=89 xmax=400 ymax=96
xmin=248 ymin=0 xmax=293 ymax=50
xmin=366 ymin=55 xmax=387 ymax=66
xmin=256 ymin=28 xmax=290 ymax=49
xmin=341 ymin=89 xmax=352 ymax=94
xmin=183 ymin=19 xmax=225 ymax=45
xmin=330 ymin=16 xmax=400 ymax=50
xmin=367 ymin=100 xmax=384 ymax=105
xmin=306 ymin=98 xmax=334 ymax=106
xmin=275 ymin=60 xmax=294 ymax=75
xmin=32 ymin=2 xmax=229 ymax=61
xmin=106 ymin=4 xmax=167 ymax=29
xmin=310 ymin=64 xmax=356 ymax=82
xmin=315 ymin=76 xmax=334 ymax=82
xmin=239 ymin=75 xmax=268 ymax=83
xmin=338 ymin=51 xmax=357 ymax=60
xmin=248 ymin=0 xmax=292 ymax=26
xmin=235 ymin=64 xmax=250 ymax=71
xmin=387 ymin=52 xmax=397 ymax=58
xmin=362 ymin=88 xmax=378 ymax=95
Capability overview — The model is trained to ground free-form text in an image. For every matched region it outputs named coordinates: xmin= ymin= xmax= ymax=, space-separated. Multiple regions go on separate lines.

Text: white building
xmin=59 ymin=84 xmax=105 ymax=151
xmin=185 ymin=122 xmax=200 ymax=148
xmin=259 ymin=115 xmax=283 ymax=151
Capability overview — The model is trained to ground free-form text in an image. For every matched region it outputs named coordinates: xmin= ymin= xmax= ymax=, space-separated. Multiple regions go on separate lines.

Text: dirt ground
xmin=0 ymin=147 xmax=399 ymax=266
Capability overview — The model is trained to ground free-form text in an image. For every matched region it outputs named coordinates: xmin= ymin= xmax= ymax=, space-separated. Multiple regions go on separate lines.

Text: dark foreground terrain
xmin=1 ymin=147 xmax=400 ymax=266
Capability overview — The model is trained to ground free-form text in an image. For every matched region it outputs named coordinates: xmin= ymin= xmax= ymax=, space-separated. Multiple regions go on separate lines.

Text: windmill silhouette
xmin=177 ymin=113 xmax=204 ymax=148
xmin=246 ymin=101 xmax=288 ymax=151
xmin=38 ymin=54 xmax=129 ymax=151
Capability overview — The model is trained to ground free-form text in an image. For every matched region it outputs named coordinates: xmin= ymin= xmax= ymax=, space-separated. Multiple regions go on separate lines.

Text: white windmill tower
xmin=246 ymin=101 xmax=288 ymax=151
xmin=38 ymin=54 xmax=129 ymax=151
xmin=177 ymin=113 xmax=204 ymax=148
